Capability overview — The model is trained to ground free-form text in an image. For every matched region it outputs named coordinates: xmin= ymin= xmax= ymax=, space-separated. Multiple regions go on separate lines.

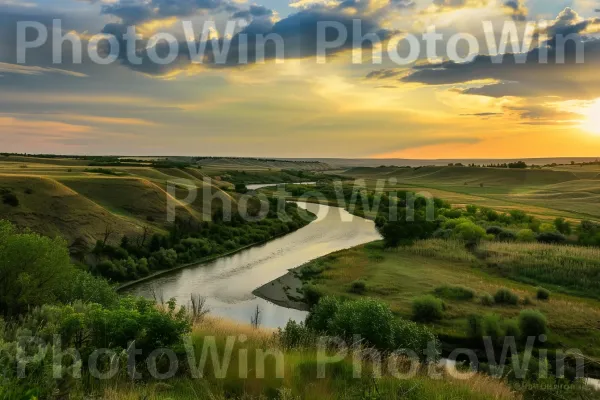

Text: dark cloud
xmin=460 ymin=112 xmax=502 ymax=117
xmin=232 ymin=5 xmax=274 ymax=20
xmin=504 ymin=0 xmax=527 ymax=21
xmin=401 ymin=38 xmax=600 ymax=99
xmin=101 ymin=0 xmax=241 ymax=25
xmin=366 ymin=68 xmax=403 ymax=79
xmin=392 ymin=9 xmax=600 ymax=101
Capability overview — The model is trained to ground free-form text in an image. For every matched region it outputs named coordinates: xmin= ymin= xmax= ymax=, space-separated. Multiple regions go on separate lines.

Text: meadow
xmin=293 ymin=240 xmax=600 ymax=360
xmin=342 ymin=165 xmax=600 ymax=222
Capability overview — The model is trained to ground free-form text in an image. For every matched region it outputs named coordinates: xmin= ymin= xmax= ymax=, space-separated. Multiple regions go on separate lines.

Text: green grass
xmin=0 ymin=158 xmax=250 ymax=244
xmin=297 ymin=241 xmax=600 ymax=357
xmin=0 ymin=175 xmax=145 ymax=244
xmin=478 ymin=241 xmax=600 ymax=298
xmin=99 ymin=317 xmax=519 ymax=400
xmin=343 ymin=166 xmax=600 ymax=221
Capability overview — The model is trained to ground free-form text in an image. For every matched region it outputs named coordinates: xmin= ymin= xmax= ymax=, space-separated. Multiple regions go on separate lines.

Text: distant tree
xmin=554 ymin=217 xmax=572 ymax=235
xmin=234 ymin=183 xmax=248 ymax=194
xmin=102 ymin=224 xmax=115 ymax=245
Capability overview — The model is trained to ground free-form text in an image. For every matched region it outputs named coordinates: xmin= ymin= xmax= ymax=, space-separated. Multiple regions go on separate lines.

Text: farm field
xmin=342 ymin=166 xmax=600 ymax=221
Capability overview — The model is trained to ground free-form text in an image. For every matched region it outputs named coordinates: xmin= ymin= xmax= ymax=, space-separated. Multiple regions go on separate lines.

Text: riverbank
xmin=124 ymin=201 xmax=381 ymax=327
xmin=252 ymin=268 xmax=308 ymax=311
xmin=117 ymin=229 xmax=299 ymax=292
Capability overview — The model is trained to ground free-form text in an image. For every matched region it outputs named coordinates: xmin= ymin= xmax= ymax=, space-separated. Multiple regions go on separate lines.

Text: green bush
xmin=453 ymin=221 xmax=488 ymax=242
xmin=306 ymin=296 xmax=339 ymax=331
xmin=412 ymin=295 xmax=444 ymax=322
xmin=494 ymin=288 xmax=519 ymax=305
xmin=433 ymin=285 xmax=475 ymax=301
xmin=307 ymin=297 xmax=439 ymax=357
xmin=329 ymin=298 xmax=397 ymax=350
xmin=303 ymin=283 xmax=324 ymax=307
xmin=516 ymin=229 xmax=536 ymax=242
xmin=467 ymin=314 xmax=521 ymax=343
xmin=480 ymin=293 xmax=495 ymax=306
xmin=467 ymin=315 xmax=484 ymax=339
xmin=278 ymin=320 xmax=315 ymax=349
xmin=518 ymin=309 xmax=548 ymax=338
xmin=536 ymin=232 xmax=567 ymax=244
xmin=536 ymin=287 xmax=551 ymax=301
xmin=349 ymin=280 xmax=367 ymax=294
xmin=503 ymin=319 xmax=521 ymax=339
xmin=0 ymin=220 xmax=75 ymax=316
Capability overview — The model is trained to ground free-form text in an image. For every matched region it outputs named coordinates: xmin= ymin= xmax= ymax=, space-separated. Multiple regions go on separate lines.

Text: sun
xmin=581 ymin=99 xmax=600 ymax=134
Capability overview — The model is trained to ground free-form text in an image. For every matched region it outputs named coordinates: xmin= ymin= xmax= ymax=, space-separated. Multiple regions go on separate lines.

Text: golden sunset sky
xmin=1 ymin=0 xmax=599 ymax=158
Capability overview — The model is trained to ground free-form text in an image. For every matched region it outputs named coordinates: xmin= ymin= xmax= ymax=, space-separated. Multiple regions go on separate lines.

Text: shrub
xmin=516 ymin=229 xmax=536 ymax=242
xmin=482 ymin=314 xmax=503 ymax=343
xmin=433 ymin=285 xmax=475 ymax=301
xmin=412 ymin=295 xmax=444 ymax=322
xmin=536 ymin=287 xmax=551 ymax=301
xmin=308 ymin=297 xmax=439 ymax=357
xmin=329 ymin=298 xmax=397 ymax=350
xmin=523 ymin=296 xmax=533 ymax=305
xmin=554 ymin=218 xmax=572 ymax=235
xmin=481 ymin=293 xmax=495 ymax=306
xmin=278 ymin=320 xmax=314 ymax=349
xmin=519 ymin=309 xmax=548 ymax=338
xmin=349 ymin=280 xmax=367 ymax=294
xmin=497 ymin=231 xmax=516 ymax=242
xmin=1 ymin=192 xmax=19 ymax=207
xmin=486 ymin=226 xmax=504 ymax=235
xmin=303 ymin=284 xmax=324 ymax=307
xmin=465 ymin=204 xmax=478 ymax=214
xmin=494 ymin=288 xmax=519 ymax=305
xmin=306 ymin=296 xmax=340 ymax=332
xmin=453 ymin=221 xmax=488 ymax=242
xmin=503 ymin=319 xmax=521 ymax=339
xmin=537 ymin=232 xmax=567 ymax=244
xmin=539 ymin=223 xmax=557 ymax=234
xmin=0 ymin=220 xmax=75 ymax=316
xmin=467 ymin=315 xmax=484 ymax=339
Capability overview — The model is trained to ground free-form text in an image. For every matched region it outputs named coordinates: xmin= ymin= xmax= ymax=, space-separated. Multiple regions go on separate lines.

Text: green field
xmin=296 ymin=241 xmax=600 ymax=358
xmin=342 ymin=166 xmax=600 ymax=222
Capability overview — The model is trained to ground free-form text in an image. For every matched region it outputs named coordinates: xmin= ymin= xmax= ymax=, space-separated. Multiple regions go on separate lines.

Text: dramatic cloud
xmin=503 ymin=0 xmax=527 ymax=21
xmin=381 ymin=8 xmax=600 ymax=101
xmin=101 ymin=0 xmax=240 ymax=25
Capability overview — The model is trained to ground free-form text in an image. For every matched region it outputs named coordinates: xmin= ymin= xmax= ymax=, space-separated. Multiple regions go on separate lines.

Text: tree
xmin=0 ymin=220 xmax=75 ymax=316
xmin=102 ymin=224 xmax=115 ymax=245
xmin=554 ymin=218 xmax=572 ymax=235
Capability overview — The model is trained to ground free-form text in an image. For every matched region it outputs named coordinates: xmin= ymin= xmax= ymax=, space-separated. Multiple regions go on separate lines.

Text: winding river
xmin=126 ymin=200 xmax=381 ymax=328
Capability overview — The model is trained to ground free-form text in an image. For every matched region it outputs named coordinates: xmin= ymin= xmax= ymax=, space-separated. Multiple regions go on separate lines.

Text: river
xmin=126 ymin=201 xmax=381 ymax=328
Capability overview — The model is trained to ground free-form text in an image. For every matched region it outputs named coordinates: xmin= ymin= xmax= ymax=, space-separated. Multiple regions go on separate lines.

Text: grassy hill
xmin=0 ymin=157 xmax=246 ymax=245
xmin=0 ymin=175 xmax=144 ymax=244
xmin=343 ymin=166 xmax=600 ymax=221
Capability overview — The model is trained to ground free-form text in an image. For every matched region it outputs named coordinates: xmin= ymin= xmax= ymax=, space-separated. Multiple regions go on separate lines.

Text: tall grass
xmin=480 ymin=241 xmax=600 ymax=297
xmin=101 ymin=318 xmax=519 ymax=400
xmin=402 ymin=239 xmax=478 ymax=263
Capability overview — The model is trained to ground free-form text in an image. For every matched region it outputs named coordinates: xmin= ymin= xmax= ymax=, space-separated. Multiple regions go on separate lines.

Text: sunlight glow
xmin=581 ymin=99 xmax=600 ymax=134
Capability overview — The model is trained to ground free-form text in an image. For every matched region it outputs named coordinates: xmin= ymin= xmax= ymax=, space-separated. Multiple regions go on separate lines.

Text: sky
xmin=1 ymin=0 xmax=600 ymax=159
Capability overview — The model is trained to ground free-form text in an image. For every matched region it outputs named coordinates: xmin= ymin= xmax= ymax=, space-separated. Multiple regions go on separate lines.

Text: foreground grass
xmin=101 ymin=317 xmax=519 ymax=400
xmin=299 ymin=241 xmax=600 ymax=357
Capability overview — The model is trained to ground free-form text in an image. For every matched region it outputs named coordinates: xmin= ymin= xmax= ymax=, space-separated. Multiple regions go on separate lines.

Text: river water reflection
xmin=126 ymin=201 xmax=381 ymax=328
